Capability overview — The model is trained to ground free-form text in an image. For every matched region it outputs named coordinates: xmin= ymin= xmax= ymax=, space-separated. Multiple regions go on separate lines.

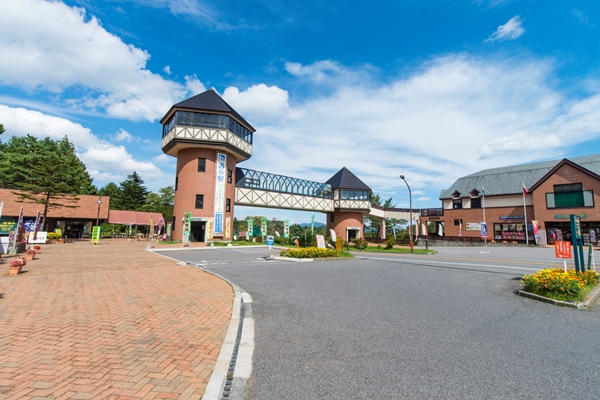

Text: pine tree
xmin=116 ymin=172 xmax=149 ymax=211
xmin=0 ymin=135 xmax=95 ymax=229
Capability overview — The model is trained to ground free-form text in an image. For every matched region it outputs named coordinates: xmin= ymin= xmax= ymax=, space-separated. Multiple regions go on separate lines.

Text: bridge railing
xmin=235 ymin=168 xmax=334 ymax=199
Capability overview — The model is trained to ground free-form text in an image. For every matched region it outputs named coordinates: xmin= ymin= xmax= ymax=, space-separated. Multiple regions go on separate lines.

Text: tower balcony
xmin=161 ymin=111 xmax=253 ymax=161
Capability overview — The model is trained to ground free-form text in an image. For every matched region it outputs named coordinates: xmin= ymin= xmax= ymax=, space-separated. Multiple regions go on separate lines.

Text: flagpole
xmin=522 ymin=180 xmax=529 ymax=245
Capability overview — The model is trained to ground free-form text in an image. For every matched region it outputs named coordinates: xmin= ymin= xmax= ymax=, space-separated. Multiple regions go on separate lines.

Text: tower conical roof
xmin=326 ymin=167 xmax=371 ymax=191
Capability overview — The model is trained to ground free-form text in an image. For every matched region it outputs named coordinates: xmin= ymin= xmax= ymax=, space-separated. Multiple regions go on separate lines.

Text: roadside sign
xmin=316 ymin=234 xmax=325 ymax=249
xmin=266 ymin=235 xmax=274 ymax=247
xmin=555 ymin=241 xmax=572 ymax=258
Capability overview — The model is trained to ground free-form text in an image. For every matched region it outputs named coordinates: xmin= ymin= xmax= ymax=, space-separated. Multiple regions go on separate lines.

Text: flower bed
xmin=521 ymin=268 xmax=599 ymax=302
xmin=280 ymin=247 xmax=338 ymax=259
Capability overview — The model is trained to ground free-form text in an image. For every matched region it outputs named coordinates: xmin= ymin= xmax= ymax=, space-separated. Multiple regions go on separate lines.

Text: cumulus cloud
xmin=222 ymin=84 xmax=290 ymax=123
xmin=485 ymin=16 xmax=525 ymax=42
xmin=0 ymin=0 xmax=189 ymax=122
xmin=114 ymin=129 xmax=134 ymax=142
xmin=0 ymin=105 xmax=164 ymax=186
xmin=237 ymin=55 xmax=600 ymax=204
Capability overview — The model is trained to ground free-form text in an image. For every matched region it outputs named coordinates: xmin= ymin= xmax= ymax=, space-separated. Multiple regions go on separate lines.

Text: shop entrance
xmin=190 ymin=221 xmax=206 ymax=242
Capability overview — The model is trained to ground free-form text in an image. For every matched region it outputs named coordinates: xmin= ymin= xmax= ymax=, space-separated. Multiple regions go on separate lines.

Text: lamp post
xmin=399 ymin=175 xmax=413 ymax=253
xmin=96 ymin=197 xmax=102 ymax=227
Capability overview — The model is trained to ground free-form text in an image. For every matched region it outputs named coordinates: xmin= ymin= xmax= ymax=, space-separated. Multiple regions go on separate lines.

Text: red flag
xmin=522 ymin=181 xmax=527 ymax=197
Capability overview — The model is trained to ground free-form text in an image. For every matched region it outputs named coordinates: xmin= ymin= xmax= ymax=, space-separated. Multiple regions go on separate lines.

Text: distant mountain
xmin=300 ymin=222 xmax=325 ymax=228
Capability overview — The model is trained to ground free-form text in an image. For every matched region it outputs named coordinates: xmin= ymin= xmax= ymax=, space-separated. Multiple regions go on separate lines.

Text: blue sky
xmin=2 ymin=0 xmax=600 ymax=224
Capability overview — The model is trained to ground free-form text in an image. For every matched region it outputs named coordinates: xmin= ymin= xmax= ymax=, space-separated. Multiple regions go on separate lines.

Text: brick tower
xmin=160 ymin=89 xmax=255 ymax=242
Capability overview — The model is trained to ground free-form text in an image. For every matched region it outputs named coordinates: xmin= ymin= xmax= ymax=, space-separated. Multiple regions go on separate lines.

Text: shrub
xmin=353 ymin=238 xmax=368 ymax=250
xmin=385 ymin=237 xmax=396 ymax=250
xmin=279 ymin=247 xmax=338 ymax=258
xmin=521 ymin=268 xmax=600 ymax=302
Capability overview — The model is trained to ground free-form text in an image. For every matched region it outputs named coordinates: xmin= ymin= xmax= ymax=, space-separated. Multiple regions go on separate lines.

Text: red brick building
xmin=421 ymin=156 xmax=600 ymax=245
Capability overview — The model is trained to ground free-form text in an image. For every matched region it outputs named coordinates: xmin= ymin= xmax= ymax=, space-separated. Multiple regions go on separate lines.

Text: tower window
xmin=175 ymin=176 xmax=178 ymax=191
xmin=226 ymin=198 xmax=231 ymax=212
xmin=198 ymin=158 xmax=206 ymax=172
xmin=195 ymin=194 xmax=204 ymax=209
xmin=228 ymin=170 xmax=233 ymax=183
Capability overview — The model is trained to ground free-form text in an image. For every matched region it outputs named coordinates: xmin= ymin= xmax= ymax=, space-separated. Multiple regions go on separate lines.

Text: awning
xmin=107 ymin=210 xmax=164 ymax=226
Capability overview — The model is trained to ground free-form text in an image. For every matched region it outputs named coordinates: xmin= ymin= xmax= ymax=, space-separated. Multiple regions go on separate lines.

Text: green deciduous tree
xmin=142 ymin=186 xmax=174 ymax=222
xmin=0 ymin=135 xmax=95 ymax=229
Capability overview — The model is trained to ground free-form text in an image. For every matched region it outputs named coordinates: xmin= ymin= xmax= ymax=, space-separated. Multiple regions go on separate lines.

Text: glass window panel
xmin=546 ymin=193 xmax=555 ymax=208
xmin=583 ymin=190 xmax=594 ymax=207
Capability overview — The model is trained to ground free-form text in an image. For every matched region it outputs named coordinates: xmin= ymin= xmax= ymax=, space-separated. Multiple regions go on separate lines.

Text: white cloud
xmin=126 ymin=0 xmax=237 ymax=30
xmin=485 ymin=16 xmax=524 ymax=42
xmin=114 ymin=129 xmax=134 ymax=142
xmin=0 ymin=0 xmax=189 ymax=122
xmin=572 ymin=9 xmax=594 ymax=26
xmin=164 ymin=66 xmax=172 ymax=75
xmin=185 ymin=75 xmax=207 ymax=96
xmin=236 ymin=55 xmax=600 ymax=205
xmin=222 ymin=84 xmax=290 ymax=123
xmin=0 ymin=105 xmax=164 ymax=187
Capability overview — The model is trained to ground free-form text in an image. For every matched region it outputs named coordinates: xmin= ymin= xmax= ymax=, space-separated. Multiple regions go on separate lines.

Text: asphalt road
xmin=158 ymin=246 xmax=600 ymax=399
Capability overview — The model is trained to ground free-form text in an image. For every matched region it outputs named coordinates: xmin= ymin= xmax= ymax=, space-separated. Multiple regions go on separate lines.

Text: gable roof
xmin=108 ymin=210 xmax=164 ymax=226
xmin=325 ymin=167 xmax=371 ymax=191
xmin=159 ymin=89 xmax=255 ymax=131
xmin=439 ymin=154 xmax=600 ymax=199
xmin=0 ymin=189 xmax=110 ymax=219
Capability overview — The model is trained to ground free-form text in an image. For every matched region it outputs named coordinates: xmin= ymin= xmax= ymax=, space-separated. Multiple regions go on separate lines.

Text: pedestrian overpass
xmin=235 ymin=167 xmax=421 ymax=238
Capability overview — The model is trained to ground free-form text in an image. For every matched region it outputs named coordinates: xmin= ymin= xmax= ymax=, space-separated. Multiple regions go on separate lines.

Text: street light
xmin=399 ymin=175 xmax=413 ymax=253
xmin=96 ymin=197 xmax=102 ymax=227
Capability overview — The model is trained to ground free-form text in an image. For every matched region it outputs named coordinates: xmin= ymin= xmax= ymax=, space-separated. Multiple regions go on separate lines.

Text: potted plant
xmin=9 ymin=258 xmax=26 ymax=275
xmin=33 ymin=245 xmax=41 ymax=254
xmin=26 ymin=248 xmax=37 ymax=260
xmin=55 ymin=232 xmax=64 ymax=244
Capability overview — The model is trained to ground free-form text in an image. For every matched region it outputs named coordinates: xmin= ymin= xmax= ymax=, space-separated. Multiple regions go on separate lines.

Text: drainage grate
xmin=221 ymin=298 xmax=245 ymax=399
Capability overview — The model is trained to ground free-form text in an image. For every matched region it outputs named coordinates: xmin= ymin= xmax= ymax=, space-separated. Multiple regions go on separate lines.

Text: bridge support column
xmin=380 ymin=218 xmax=386 ymax=240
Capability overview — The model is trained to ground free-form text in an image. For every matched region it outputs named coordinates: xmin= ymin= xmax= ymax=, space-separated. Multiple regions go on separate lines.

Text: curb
xmin=193 ymin=267 xmax=254 ymax=400
xmin=517 ymin=283 xmax=600 ymax=309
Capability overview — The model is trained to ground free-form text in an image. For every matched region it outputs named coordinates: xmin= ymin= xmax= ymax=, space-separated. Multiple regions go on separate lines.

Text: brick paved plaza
xmin=0 ymin=239 xmax=233 ymax=399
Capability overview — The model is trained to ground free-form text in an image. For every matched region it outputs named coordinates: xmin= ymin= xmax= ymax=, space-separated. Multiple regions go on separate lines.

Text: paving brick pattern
xmin=0 ymin=239 xmax=233 ymax=399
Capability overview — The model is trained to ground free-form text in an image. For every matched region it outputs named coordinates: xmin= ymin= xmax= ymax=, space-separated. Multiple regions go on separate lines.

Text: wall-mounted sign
xmin=554 ymin=213 xmax=587 ymax=220
xmin=213 ymin=152 xmax=226 ymax=234
xmin=466 ymin=222 xmax=481 ymax=231
xmin=499 ymin=216 xmax=524 ymax=221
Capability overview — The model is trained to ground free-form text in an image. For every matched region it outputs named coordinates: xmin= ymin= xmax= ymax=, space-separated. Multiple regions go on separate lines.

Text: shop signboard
xmin=28 ymin=231 xmax=47 ymax=244
xmin=206 ymin=218 xmax=214 ymax=241
xmin=225 ymin=217 xmax=231 ymax=239
xmin=466 ymin=222 xmax=481 ymax=231
xmin=0 ymin=220 xmax=17 ymax=234
xmin=316 ymin=234 xmax=326 ymax=249
xmin=91 ymin=226 xmax=101 ymax=244
xmin=499 ymin=215 xmax=524 ymax=220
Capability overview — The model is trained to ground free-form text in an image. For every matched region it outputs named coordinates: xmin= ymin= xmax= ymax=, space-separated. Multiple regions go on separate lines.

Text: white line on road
xmin=355 ymin=256 xmax=542 ymax=272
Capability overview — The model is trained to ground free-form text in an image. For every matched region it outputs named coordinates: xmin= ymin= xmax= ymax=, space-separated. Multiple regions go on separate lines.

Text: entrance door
xmin=347 ymin=228 xmax=359 ymax=241
xmin=191 ymin=221 xmax=206 ymax=242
